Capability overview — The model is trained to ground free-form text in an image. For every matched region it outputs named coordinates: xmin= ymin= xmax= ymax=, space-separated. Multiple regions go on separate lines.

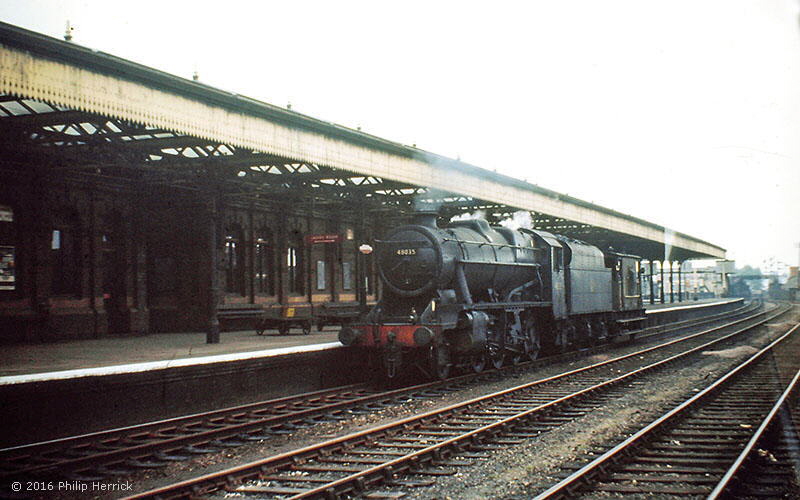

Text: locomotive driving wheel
xmin=508 ymin=312 xmax=526 ymax=365
xmin=428 ymin=343 xmax=450 ymax=380
xmin=471 ymin=356 xmax=486 ymax=373
xmin=509 ymin=315 xmax=540 ymax=364
xmin=508 ymin=341 xmax=526 ymax=365
xmin=487 ymin=344 xmax=504 ymax=370
xmin=486 ymin=318 xmax=505 ymax=370
xmin=523 ymin=320 xmax=541 ymax=361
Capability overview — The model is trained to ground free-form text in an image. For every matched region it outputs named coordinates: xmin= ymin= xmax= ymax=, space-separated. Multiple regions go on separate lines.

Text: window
xmin=316 ymin=260 xmax=326 ymax=290
xmin=255 ymin=228 xmax=274 ymax=295
xmin=0 ymin=205 xmax=15 ymax=292
xmin=342 ymin=261 xmax=353 ymax=290
xmin=628 ymin=261 xmax=641 ymax=295
xmin=287 ymin=231 xmax=304 ymax=295
xmin=553 ymin=247 xmax=563 ymax=271
xmin=51 ymin=211 xmax=82 ymax=296
xmin=224 ymin=224 xmax=246 ymax=295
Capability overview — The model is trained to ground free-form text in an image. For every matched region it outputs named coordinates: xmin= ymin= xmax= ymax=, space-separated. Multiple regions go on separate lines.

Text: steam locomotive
xmin=339 ymin=212 xmax=644 ymax=379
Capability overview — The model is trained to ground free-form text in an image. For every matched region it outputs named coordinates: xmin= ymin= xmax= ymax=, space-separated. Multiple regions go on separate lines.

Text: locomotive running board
xmin=616 ymin=316 xmax=647 ymax=324
xmin=469 ymin=301 xmax=552 ymax=310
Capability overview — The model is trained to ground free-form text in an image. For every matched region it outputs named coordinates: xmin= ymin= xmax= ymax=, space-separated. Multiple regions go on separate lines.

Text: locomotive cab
xmin=605 ymin=251 xmax=643 ymax=312
xmin=523 ymin=229 xmax=567 ymax=319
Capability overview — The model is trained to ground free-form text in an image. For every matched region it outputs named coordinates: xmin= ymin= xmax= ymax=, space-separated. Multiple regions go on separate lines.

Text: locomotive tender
xmin=339 ymin=212 xmax=644 ymax=378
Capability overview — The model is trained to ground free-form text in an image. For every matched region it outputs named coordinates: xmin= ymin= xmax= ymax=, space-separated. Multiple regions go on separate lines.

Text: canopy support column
xmin=206 ymin=189 xmax=221 ymax=344
xmin=669 ymin=260 xmax=674 ymax=303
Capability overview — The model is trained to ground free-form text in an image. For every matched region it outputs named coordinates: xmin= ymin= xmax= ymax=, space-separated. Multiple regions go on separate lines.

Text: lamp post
xmin=357 ymin=243 xmax=373 ymax=315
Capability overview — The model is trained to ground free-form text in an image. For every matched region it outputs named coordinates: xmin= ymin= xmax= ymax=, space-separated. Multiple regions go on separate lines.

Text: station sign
xmin=305 ymin=234 xmax=342 ymax=245
xmin=0 ymin=246 xmax=14 ymax=290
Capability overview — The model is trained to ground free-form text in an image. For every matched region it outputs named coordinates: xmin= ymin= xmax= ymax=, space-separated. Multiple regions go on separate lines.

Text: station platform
xmin=0 ymin=327 xmax=342 ymax=379
xmin=0 ymin=326 xmax=359 ymax=447
xmin=643 ymin=297 xmax=733 ymax=311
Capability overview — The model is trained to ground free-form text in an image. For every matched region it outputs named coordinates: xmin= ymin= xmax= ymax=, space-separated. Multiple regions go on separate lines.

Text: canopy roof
xmin=0 ymin=21 xmax=724 ymax=261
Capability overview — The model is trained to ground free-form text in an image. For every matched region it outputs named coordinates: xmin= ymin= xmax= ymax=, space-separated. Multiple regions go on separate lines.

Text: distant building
xmin=784 ymin=267 xmax=799 ymax=301
xmin=682 ymin=260 xmax=733 ymax=299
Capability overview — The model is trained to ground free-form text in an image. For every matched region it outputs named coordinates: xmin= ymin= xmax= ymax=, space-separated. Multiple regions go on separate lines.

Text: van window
xmin=553 ymin=247 xmax=563 ymax=271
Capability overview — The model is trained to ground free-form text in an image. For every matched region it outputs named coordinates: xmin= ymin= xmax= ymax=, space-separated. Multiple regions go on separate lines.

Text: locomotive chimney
xmin=413 ymin=210 xmax=439 ymax=229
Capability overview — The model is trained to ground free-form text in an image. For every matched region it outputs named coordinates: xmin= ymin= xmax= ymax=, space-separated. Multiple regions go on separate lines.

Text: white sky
xmin=1 ymin=1 xmax=799 ymax=268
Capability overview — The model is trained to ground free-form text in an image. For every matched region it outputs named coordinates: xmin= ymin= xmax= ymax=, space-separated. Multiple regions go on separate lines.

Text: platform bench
xmin=217 ymin=307 xmax=266 ymax=332
xmin=256 ymin=306 xmax=313 ymax=336
xmin=315 ymin=303 xmax=361 ymax=331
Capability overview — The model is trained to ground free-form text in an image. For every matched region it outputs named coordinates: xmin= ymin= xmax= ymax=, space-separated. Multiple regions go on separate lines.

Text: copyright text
xmin=10 ymin=480 xmax=133 ymax=493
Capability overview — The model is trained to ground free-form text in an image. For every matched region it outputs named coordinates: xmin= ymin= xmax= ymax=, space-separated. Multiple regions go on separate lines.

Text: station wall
xmin=0 ymin=172 xmax=380 ymax=342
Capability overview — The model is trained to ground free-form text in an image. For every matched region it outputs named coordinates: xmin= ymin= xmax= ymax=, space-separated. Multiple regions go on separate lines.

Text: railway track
xmin=537 ymin=319 xmax=800 ymax=499
xmin=0 ymin=303 xmax=757 ymax=484
xmin=708 ymin=364 xmax=800 ymax=499
xmin=121 ymin=304 xmax=790 ymax=499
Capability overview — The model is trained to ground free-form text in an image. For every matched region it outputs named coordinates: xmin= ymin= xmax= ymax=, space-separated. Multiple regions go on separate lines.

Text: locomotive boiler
xmin=339 ymin=212 xmax=644 ymax=379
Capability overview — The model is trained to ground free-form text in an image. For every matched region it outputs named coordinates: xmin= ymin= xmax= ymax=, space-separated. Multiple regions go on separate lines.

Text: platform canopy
xmin=0 ymin=21 xmax=724 ymax=262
